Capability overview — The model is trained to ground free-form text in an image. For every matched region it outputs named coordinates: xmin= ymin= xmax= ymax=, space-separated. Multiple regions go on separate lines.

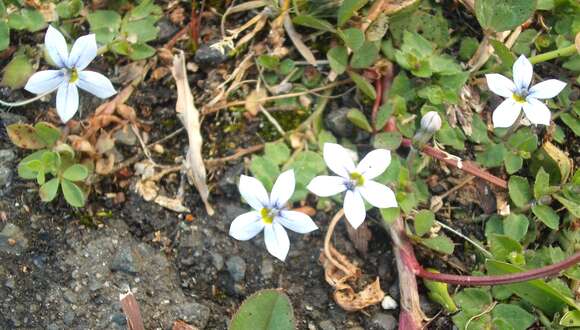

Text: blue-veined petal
xmin=45 ymin=26 xmax=68 ymax=68
xmin=358 ymin=180 xmax=397 ymax=208
xmin=239 ymin=175 xmax=269 ymax=211
xmin=323 ymin=143 xmax=356 ymax=178
xmin=270 ymin=170 xmax=295 ymax=208
xmin=523 ymin=98 xmax=551 ymax=126
xmin=512 ymin=55 xmax=533 ymax=91
xmin=77 ymin=71 xmax=116 ymax=98
xmin=356 ymin=149 xmax=391 ymax=180
xmin=56 ymin=82 xmax=79 ymax=123
xmin=264 ymin=223 xmax=290 ymax=261
xmin=528 ymin=79 xmax=566 ymax=100
xmin=485 ymin=73 xmax=516 ymax=98
xmin=492 ymin=98 xmax=521 ymax=128
xmin=277 ymin=210 xmax=318 ymax=234
xmin=307 ymin=175 xmax=346 ymax=197
xmin=344 ymin=189 xmax=366 ymax=229
xmin=24 ymin=70 xmax=65 ymax=94
xmin=67 ymin=34 xmax=97 ymax=70
xmin=229 ymin=211 xmax=264 ymax=241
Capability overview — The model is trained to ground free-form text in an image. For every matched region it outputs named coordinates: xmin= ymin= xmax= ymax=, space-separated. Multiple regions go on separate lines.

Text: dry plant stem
xmin=323 ymin=209 xmax=353 ymax=275
xmin=119 ymin=291 xmax=145 ymax=330
xmin=387 ymin=217 xmax=425 ymax=330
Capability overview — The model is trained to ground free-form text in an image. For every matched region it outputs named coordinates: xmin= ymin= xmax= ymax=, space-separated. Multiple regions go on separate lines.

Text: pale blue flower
xmin=24 ymin=25 xmax=116 ymax=123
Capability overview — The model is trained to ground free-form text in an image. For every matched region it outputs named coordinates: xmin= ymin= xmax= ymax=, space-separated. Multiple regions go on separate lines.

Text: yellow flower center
xmin=260 ymin=207 xmax=273 ymax=224
xmin=512 ymin=93 xmax=526 ymax=104
xmin=349 ymin=172 xmax=365 ymax=187
xmin=69 ymin=68 xmax=79 ymax=83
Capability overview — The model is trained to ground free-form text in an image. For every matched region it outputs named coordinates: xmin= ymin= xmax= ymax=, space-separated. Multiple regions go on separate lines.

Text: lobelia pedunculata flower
xmin=485 ymin=55 xmax=566 ymax=128
xmin=229 ymin=170 xmax=318 ymax=261
xmin=307 ymin=143 xmax=397 ymax=229
xmin=24 ymin=26 xmax=117 ymax=123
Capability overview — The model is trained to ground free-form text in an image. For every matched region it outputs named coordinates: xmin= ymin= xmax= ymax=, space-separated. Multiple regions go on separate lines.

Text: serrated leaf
xmin=39 ymin=178 xmax=59 ymax=202
xmin=61 ymin=179 xmax=86 ymax=207
xmin=327 ymin=46 xmax=348 ymax=75
xmin=230 ymin=289 xmax=294 ymax=330
xmin=337 ymin=0 xmax=369 ymax=26
xmin=508 ymin=176 xmax=531 ymax=208
xmin=346 ymin=108 xmax=372 ymax=132
xmin=293 ymin=15 xmax=335 ymax=32
xmin=414 ymin=210 xmax=434 ymax=236
xmin=7 ymin=123 xmax=45 ymax=149
xmin=475 ymin=0 xmax=536 ymax=32
xmin=532 ymin=205 xmax=559 ymax=229
xmin=422 ymin=235 xmax=454 ymax=254
xmin=62 ymin=164 xmax=88 ymax=182
xmin=348 ymin=72 xmax=376 ymax=99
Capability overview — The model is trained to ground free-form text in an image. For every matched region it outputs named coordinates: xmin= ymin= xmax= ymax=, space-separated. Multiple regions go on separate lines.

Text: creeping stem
xmin=0 ymin=91 xmax=53 ymax=107
xmin=528 ymin=44 xmax=578 ymax=65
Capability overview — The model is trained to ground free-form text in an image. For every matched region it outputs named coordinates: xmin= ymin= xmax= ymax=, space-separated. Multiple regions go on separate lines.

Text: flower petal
xmin=344 ymin=190 xmax=366 ymax=229
xmin=264 ymin=223 xmax=290 ymax=261
xmin=277 ymin=210 xmax=318 ymax=234
xmin=67 ymin=34 xmax=97 ymax=70
xmin=229 ymin=211 xmax=264 ymax=240
xmin=356 ymin=149 xmax=391 ymax=180
xmin=492 ymin=98 xmax=521 ymax=128
xmin=77 ymin=71 xmax=116 ymax=98
xmin=485 ymin=74 xmax=516 ymax=98
xmin=358 ymin=180 xmax=397 ymax=208
xmin=24 ymin=70 xmax=65 ymax=94
xmin=512 ymin=55 xmax=533 ymax=91
xmin=45 ymin=25 xmax=68 ymax=68
xmin=523 ymin=98 xmax=551 ymax=126
xmin=323 ymin=143 xmax=355 ymax=178
xmin=307 ymin=175 xmax=347 ymax=197
xmin=56 ymin=83 xmax=79 ymax=123
xmin=239 ymin=175 xmax=269 ymax=210
xmin=528 ymin=79 xmax=566 ymax=99
xmin=270 ymin=170 xmax=295 ymax=208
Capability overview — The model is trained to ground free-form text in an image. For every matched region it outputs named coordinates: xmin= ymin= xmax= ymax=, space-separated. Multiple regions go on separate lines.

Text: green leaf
xmin=530 ymin=142 xmax=572 ymax=185
xmin=489 ymin=234 xmax=522 ymax=261
xmin=475 ymin=0 xmax=536 ymax=32
xmin=422 ymin=235 xmax=454 ymax=255
xmin=339 ymin=28 xmax=365 ymax=50
xmin=504 ymin=153 xmax=523 ymax=174
xmin=350 ymin=41 xmax=379 ymax=69
xmin=560 ymin=310 xmax=580 ymax=327
xmin=373 ymin=132 xmax=402 ymax=150
xmin=230 ymin=289 xmax=294 ymax=330
xmin=503 ymin=214 xmax=529 ymax=242
xmin=486 ymin=260 xmax=578 ymax=315
xmin=380 ymin=207 xmax=400 ymax=225
xmin=257 ymin=55 xmax=280 ymax=70
xmin=423 ymin=274 xmax=458 ymax=313
xmin=348 ymin=72 xmax=376 ymax=99
xmin=34 ymin=122 xmax=61 ymax=147
xmin=123 ymin=15 xmax=159 ymax=43
xmin=429 ymin=55 xmax=463 ymax=75
xmin=560 ymin=113 xmax=580 ymax=136
xmin=476 ymin=143 xmax=506 ymax=167
xmin=56 ymin=0 xmax=83 ymax=19
xmin=250 ymin=156 xmax=280 ymax=191
xmin=490 ymin=39 xmax=516 ymax=69
xmin=327 ymin=46 xmax=348 ymax=75
xmin=491 ymin=304 xmax=535 ymax=330
xmin=39 ymin=178 xmax=60 ymax=202
xmin=534 ymin=167 xmax=550 ymax=199
xmin=459 ymin=37 xmax=479 ymax=61
xmin=62 ymin=164 xmax=88 ymax=182
xmin=6 ymin=123 xmax=45 ymax=149
xmin=454 ymin=287 xmax=492 ymax=311
xmin=10 ymin=9 xmax=45 ymax=32
xmin=128 ymin=43 xmax=156 ymax=60
xmin=1 ymin=54 xmax=33 ymax=89
xmin=375 ymin=104 xmax=393 ymax=131
xmin=286 ymin=151 xmax=326 ymax=202
xmin=17 ymin=150 xmax=47 ymax=179
xmin=401 ymin=31 xmax=433 ymax=58
xmin=0 ymin=21 xmax=9 ymax=51
xmin=508 ymin=128 xmax=538 ymax=153
xmin=264 ymin=142 xmax=290 ymax=166
xmin=292 ymin=15 xmax=335 ymax=32
xmin=337 ymin=0 xmax=368 ymax=26
xmin=346 ymin=109 xmax=372 ymax=132
xmin=414 ymin=210 xmax=434 ymax=236
xmin=553 ymin=195 xmax=580 ymax=218
xmin=508 ymin=176 xmax=531 ymax=208
xmin=88 ymin=10 xmax=122 ymax=44
xmin=532 ymin=205 xmax=559 ymax=229
xmin=61 ymin=179 xmax=86 ymax=207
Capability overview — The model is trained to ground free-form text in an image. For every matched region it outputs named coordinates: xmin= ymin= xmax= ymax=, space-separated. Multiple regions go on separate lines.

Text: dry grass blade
xmin=279 ymin=0 xmax=317 ymax=66
xmin=119 ymin=289 xmax=145 ymax=330
xmin=171 ymin=51 xmax=214 ymax=215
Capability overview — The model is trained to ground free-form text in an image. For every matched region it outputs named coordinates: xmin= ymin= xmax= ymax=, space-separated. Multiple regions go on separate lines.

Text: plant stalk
xmin=0 ymin=90 xmax=53 ymax=107
xmin=528 ymin=44 xmax=577 ymax=64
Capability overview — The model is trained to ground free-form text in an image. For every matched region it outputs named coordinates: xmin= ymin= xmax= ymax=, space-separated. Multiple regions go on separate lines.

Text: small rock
xmin=218 ymin=163 xmax=244 ymax=197
xmin=157 ymin=18 xmax=179 ymax=42
xmin=0 ymin=149 xmax=16 ymax=164
xmin=0 ymin=223 xmax=28 ymax=255
xmin=226 ymin=256 xmax=246 ymax=282
xmin=0 ymin=166 xmax=12 ymax=188
xmin=319 ymin=320 xmax=336 ymax=330
xmin=63 ymin=310 xmax=75 ymax=325
xmin=211 ymin=252 xmax=224 ymax=271
xmin=325 ymin=107 xmax=355 ymax=138
xmin=381 ymin=295 xmax=398 ymax=310
xmin=113 ymin=128 xmax=137 ymax=146
xmin=110 ymin=245 xmax=137 ymax=274
xmin=261 ymin=258 xmax=273 ymax=280
xmin=172 ymin=301 xmax=210 ymax=328
xmin=110 ymin=313 xmax=127 ymax=327
xmin=370 ymin=313 xmax=397 ymax=330
xmin=5 ymin=277 xmax=15 ymax=289
xmin=420 ymin=294 xmax=438 ymax=316
xmin=194 ymin=44 xmax=228 ymax=67
xmin=0 ymin=111 xmax=27 ymax=127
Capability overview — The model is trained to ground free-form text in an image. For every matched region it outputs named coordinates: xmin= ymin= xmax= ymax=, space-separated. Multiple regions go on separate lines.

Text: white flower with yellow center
xmin=485 ymin=55 xmax=566 ymax=128
xmin=24 ymin=25 xmax=116 ymax=123
xmin=229 ymin=170 xmax=318 ymax=261
xmin=307 ymin=143 xmax=397 ymax=229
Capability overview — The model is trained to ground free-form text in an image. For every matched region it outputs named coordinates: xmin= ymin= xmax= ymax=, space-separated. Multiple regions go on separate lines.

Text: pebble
xmin=194 ymin=44 xmax=228 ymax=67
xmin=319 ymin=320 xmax=336 ymax=330
xmin=211 ymin=252 xmax=224 ymax=271
xmin=110 ymin=245 xmax=137 ymax=274
xmin=260 ymin=258 xmax=274 ymax=280
xmin=370 ymin=313 xmax=397 ymax=330
xmin=381 ymin=295 xmax=398 ymax=310
xmin=226 ymin=256 xmax=246 ymax=282
xmin=0 ymin=223 xmax=28 ymax=255
xmin=325 ymin=107 xmax=355 ymax=138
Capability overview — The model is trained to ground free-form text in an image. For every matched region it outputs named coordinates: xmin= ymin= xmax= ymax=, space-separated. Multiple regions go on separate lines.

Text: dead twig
xmin=119 ymin=290 xmax=145 ymax=330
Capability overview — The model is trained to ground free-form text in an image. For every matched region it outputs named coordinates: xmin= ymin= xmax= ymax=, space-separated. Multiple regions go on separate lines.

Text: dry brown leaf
xmin=135 ymin=180 xmax=158 ymax=201
xmin=119 ymin=290 xmax=145 ymax=330
xmin=172 ymin=320 xmax=198 ymax=330
xmin=96 ymin=153 xmax=115 ymax=175
xmin=245 ymin=88 xmax=267 ymax=116
xmin=171 ymin=52 xmax=214 ymax=215
xmin=154 ymin=195 xmax=191 ymax=213
xmin=68 ymin=135 xmax=96 ymax=155
xmin=117 ymin=104 xmax=137 ymax=122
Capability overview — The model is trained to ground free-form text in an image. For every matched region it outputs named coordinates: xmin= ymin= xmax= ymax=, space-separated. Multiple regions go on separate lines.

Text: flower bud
xmin=420 ymin=111 xmax=442 ymax=133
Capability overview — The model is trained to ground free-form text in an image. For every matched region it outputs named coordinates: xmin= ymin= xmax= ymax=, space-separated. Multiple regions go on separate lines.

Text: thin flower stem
xmin=528 ymin=44 xmax=577 ymax=64
xmin=0 ymin=90 xmax=53 ymax=107
xmin=434 ymin=220 xmax=493 ymax=258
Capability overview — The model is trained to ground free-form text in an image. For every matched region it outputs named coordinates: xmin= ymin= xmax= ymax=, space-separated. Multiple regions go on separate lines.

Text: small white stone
xmin=381 ymin=295 xmax=398 ymax=310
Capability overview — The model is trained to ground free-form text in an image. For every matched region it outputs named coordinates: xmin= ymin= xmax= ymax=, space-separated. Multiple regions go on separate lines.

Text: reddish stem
xmin=371 ymin=78 xmax=383 ymax=132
